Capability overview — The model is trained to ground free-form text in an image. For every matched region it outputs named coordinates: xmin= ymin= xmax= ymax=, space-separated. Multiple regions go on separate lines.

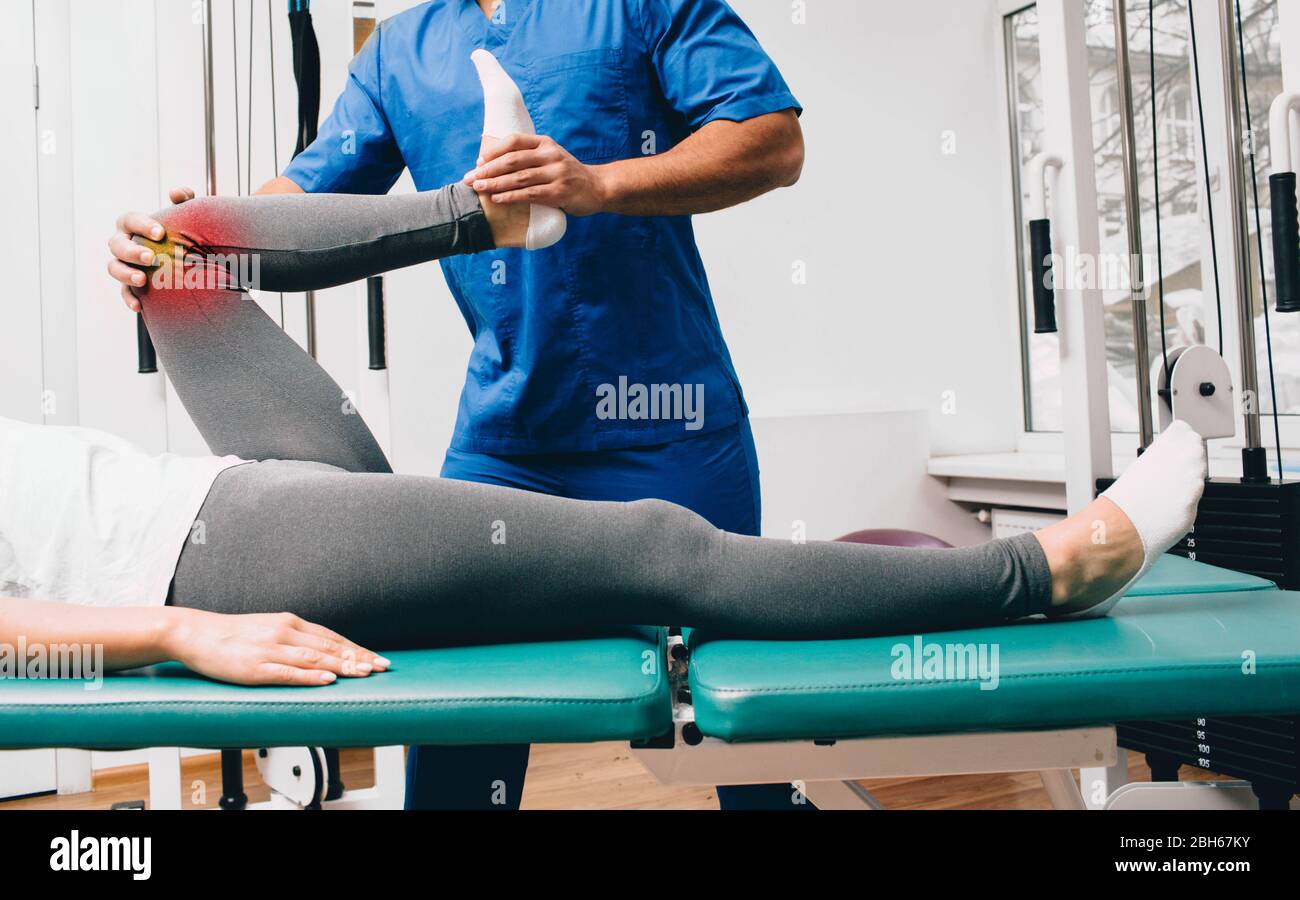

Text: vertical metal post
xmin=218 ymin=748 xmax=248 ymax=810
xmin=1218 ymin=0 xmax=1267 ymax=479
xmin=305 ymin=292 xmax=318 ymax=358
xmin=1113 ymin=0 xmax=1156 ymax=449
xmin=1039 ymin=0 xmax=1115 ymax=513
xmin=202 ymin=0 xmax=217 ymax=197
xmin=1003 ymin=14 xmax=1036 ymax=431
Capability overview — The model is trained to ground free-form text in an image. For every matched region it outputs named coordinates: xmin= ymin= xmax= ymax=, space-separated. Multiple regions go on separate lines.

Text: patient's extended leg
xmin=133 ymin=183 xmax=504 ymax=472
xmin=129 ymin=52 xmax=555 ymax=471
xmin=134 ymin=181 xmax=497 ymax=295
xmin=170 ymin=423 xmax=1205 ymax=644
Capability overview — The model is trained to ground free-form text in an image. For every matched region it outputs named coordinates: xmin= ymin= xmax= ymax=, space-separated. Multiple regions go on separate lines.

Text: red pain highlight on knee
xmin=135 ymin=204 xmax=258 ymax=295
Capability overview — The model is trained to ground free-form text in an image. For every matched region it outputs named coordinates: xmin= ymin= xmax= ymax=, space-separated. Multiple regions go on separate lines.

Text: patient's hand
xmin=108 ymin=187 xmax=196 ymax=313
xmin=109 ymin=178 xmax=304 ymax=311
xmin=164 ymin=608 xmax=391 ymax=687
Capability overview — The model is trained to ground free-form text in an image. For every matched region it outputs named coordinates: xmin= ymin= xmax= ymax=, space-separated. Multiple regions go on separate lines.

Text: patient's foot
xmin=476 ymin=142 xmax=533 ymax=249
xmin=1035 ymin=420 xmax=1207 ymax=618
xmin=1036 ymin=497 xmax=1146 ymax=616
xmin=469 ymin=49 xmax=567 ymax=251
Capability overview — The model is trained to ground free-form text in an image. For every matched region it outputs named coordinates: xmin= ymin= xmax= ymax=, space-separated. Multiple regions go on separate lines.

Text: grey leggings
xmin=144 ymin=183 xmax=1053 ymax=647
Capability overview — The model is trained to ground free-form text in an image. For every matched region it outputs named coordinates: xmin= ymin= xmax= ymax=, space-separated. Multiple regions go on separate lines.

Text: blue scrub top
xmin=284 ymin=0 xmax=801 ymax=454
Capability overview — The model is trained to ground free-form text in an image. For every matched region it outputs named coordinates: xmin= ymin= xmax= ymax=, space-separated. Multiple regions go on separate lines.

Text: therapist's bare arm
xmin=464 ymin=110 xmax=804 ymax=218
xmin=107 ymin=177 xmax=304 ymax=311
xmin=0 ymin=596 xmax=386 ymax=686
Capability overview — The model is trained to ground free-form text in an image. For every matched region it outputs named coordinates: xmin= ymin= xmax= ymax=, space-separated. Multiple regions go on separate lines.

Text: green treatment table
xmin=2 ymin=557 xmax=1296 ymax=809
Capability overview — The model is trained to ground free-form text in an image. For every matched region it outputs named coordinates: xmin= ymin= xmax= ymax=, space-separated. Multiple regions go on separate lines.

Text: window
xmin=1006 ymin=5 xmax=1063 ymax=432
xmin=1010 ymin=0 xmax=1214 ymax=434
xmin=1166 ymin=86 xmax=1196 ymax=162
xmin=1088 ymin=0 xmax=1207 ymax=434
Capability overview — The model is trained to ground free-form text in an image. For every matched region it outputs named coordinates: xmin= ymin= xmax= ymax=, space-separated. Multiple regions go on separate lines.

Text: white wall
xmin=62 ymin=0 xmax=170 ymax=451
xmin=754 ymin=410 xmax=991 ymax=545
xmin=712 ymin=0 xmax=1024 ymax=459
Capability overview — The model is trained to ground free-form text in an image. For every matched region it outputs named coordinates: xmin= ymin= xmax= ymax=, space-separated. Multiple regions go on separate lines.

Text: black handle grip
xmin=1271 ymin=172 xmax=1299 ymax=313
xmin=367 ymin=276 xmax=387 ymax=370
xmin=1028 ymin=218 xmax=1057 ymax=334
xmin=136 ymin=314 xmax=158 ymax=374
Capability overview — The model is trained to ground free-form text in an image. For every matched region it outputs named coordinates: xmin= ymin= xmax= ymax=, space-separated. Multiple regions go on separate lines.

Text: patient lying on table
xmin=0 ymin=53 xmax=1209 ymax=688
xmin=0 ymin=174 xmax=1207 ymax=686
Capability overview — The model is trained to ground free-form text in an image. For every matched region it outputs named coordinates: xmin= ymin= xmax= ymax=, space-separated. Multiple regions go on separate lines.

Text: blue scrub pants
xmin=404 ymin=417 xmax=815 ymax=811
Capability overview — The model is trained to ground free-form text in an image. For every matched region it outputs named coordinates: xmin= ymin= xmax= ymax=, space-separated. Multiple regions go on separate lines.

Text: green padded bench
xmin=627 ymin=557 xmax=1299 ymax=810
xmin=0 ymin=627 xmax=669 ymax=751
xmin=685 ymin=556 xmax=1294 ymax=742
xmin=1123 ymin=553 xmax=1274 ymax=596
xmin=5 ymin=556 xmax=1298 ymax=810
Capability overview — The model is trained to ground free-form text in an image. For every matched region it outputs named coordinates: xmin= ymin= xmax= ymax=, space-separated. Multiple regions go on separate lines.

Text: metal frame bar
xmin=632 ymin=723 xmax=1114 ymax=799
xmin=1219 ymin=0 xmax=1266 ymax=462
xmin=201 ymin=0 xmax=217 ymax=198
xmin=1038 ymin=0 xmax=1115 ymax=512
xmin=1113 ymin=0 xmax=1157 ymax=449
xmin=1002 ymin=6 xmax=1039 ymax=432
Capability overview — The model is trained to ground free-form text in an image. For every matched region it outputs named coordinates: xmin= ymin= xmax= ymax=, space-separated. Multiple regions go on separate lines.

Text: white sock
xmin=1060 ymin=419 xmax=1208 ymax=619
xmin=470 ymin=49 xmax=567 ymax=251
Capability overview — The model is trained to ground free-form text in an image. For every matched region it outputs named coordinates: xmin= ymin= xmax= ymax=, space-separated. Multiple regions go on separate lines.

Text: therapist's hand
xmin=164 ymin=608 xmax=391 ymax=687
xmin=463 ymin=134 xmax=609 ymax=217
xmin=107 ymin=186 xmax=196 ymax=312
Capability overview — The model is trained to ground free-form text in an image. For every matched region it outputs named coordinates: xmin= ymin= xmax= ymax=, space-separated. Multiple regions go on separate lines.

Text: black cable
xmin=1149 ymin=0 xmax=1171 ymax=386
xmin=1187 ymin=0 xmax=1226 ymax=355
xmin=1234 ymin=0 xmax=1285 ymax=482
xmin=289 ymin=0 xmax=321 ymax=159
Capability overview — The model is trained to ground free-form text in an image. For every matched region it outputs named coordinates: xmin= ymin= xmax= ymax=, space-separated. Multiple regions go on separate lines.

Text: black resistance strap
xmin=289 ymin=0 xmax=321 ymax=158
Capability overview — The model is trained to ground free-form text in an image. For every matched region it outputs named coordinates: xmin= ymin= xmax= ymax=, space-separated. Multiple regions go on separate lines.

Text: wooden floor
xmin=0 ymin=743 xmax=1192 ymax=811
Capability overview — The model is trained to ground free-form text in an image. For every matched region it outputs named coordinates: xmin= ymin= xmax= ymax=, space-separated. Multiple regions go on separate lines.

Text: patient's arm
xmin=0 ymin=597 xmax=388 ymax=687
xmin=1 ymin=597 xmax=173 ymax=672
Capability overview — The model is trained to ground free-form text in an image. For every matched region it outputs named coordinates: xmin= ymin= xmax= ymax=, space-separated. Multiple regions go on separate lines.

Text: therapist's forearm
xmin=598 ymin=111 xmax=804 ymax=217
xmin=256 ymin=175 xmax=307 ymax=196
xmin=0 ymin=597 xmax=175 ymax=672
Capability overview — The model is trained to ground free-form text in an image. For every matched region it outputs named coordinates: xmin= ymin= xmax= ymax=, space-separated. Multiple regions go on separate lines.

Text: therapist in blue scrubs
xmin=110 ymin=0 xmax=804 ymax=810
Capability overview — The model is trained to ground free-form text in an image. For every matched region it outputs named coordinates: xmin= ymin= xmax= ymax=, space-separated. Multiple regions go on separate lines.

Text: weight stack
xmin=1095 ymin=476 xmax=1300 ymax=806
xmin=1114 ymin=716 xmax=1297 ymax=807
